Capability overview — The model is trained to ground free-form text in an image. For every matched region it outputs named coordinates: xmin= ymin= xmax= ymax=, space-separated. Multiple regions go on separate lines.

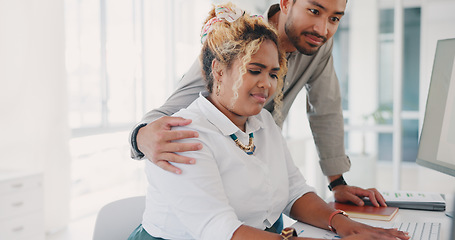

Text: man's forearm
xmin=309 ymin=112 xmax=351 ymax=176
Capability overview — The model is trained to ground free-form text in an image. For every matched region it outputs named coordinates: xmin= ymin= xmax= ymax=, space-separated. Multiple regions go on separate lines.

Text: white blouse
xmin=142 ymin=93 xmax=315 ymax=240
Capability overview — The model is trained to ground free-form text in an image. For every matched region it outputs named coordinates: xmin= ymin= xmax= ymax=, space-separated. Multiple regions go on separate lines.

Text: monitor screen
xmin=416 ymin=38 xmax=455 ymax=177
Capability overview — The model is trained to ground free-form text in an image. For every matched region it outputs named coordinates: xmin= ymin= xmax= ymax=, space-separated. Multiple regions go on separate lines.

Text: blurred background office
xmin=1 ymin=0 xmax=455 ymax=239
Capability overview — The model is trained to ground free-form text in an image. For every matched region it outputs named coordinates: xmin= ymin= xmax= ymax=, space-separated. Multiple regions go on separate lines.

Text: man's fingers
xmin=151 ymin=152 xmax=197 ymax=174
xmin=334 ymin=185 xmax=389 ymax=207
xmin=370 ymin=188 xmax=387 ymax=206
xmin=334 ymin=186 xmax=366 ymax=206
xmin=160 ymin=130 xmax=199 ymax=142
xmin=159 ymin=152 xmax=196 ymax=164
xmin=137 ymin=116 xmax=203 ymax=174
xmin=160 ymin=142 xmax=202 ymax=153
xmin=361 ymin=189 xmax=380 ymax=207
xmin=346 ymin=193 xmax=366 ymax=206
xmin=360 ymin=188 xmax=387 ymax=207
xmin=155 ymin=160 xmax=183 ymax=175
xmin=161 ymin=116 xmax=193 ymax=128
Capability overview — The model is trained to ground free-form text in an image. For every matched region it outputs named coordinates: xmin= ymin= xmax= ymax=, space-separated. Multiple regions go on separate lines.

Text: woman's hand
xmin=332 ymin=215 xmax=410 ymax=240
xmin=339 ymin=231 xmax=409 ymax=240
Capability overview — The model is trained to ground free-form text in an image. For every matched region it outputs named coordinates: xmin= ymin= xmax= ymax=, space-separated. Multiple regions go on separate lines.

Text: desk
xmin=291 ymin=208 xmax=452 ymax=239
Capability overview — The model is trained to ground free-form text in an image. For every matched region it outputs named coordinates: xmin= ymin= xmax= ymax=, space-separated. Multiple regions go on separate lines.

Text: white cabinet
xmin=0 ymin=170 xmax=44 ymax=240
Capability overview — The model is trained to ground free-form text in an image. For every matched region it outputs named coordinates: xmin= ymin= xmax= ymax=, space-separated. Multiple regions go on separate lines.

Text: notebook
xmin=328 ymin=202 xmax=398 ymax=221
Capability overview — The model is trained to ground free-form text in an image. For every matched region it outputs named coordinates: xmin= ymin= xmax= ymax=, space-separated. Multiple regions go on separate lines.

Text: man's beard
xmin=285 ymin=21 xmax=327 ymax=56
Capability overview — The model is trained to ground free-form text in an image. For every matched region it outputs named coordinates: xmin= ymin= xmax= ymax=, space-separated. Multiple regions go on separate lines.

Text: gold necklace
xmin=229 ymin=132 xmax=255 ymax=155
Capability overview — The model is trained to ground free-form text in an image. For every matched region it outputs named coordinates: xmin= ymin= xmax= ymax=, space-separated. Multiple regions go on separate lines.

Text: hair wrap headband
xmin=201 ymin=5 xmax=263 ymax=43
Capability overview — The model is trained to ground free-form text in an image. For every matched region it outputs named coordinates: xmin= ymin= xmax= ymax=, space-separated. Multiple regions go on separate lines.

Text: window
xmin=66 ymin=0 xmax=140 ymax=135
xmin=65 ymin=0 xmax=147 ymax=220
xmin=331 ymin=3 xmax=422 ymax=191
xmin=377 ymin=7 xmax=421 ymax=162
xmin=332 ymin=6 xmax=421 ymax=162
xmin=65 ymin=0 xmax=211 ymax=220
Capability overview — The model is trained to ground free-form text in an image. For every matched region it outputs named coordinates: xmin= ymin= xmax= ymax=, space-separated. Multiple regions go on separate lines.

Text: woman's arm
xmin=289 ymin=192 xmax=336 ymax=230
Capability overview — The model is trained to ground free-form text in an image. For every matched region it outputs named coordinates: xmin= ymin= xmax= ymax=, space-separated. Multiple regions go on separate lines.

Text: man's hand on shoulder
xmin=332 ymin=185 xmax=387 ymax=207
xmin=137 ymin=116 xmax=202 ymax=174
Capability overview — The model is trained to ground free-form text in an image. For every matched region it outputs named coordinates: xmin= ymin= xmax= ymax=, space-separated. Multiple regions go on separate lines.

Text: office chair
xmin=92 ymin=196 xmax=145 ymax=240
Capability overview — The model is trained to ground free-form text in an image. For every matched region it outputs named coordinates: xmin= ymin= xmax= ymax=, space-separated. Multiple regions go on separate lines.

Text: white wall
xmin=0 ymin=0 xmax=70 ymax=234
xmin=420 ymin=0 xmax=455 ymax=124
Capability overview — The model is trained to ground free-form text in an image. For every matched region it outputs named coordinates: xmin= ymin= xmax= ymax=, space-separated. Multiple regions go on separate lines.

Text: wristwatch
xmin=328 ymin=175 xmax=347 ymax=191
xmin=131 ymin=123 xmax=148 ymax=157
xmin=280 ymin=227 xmax=297 ymax=240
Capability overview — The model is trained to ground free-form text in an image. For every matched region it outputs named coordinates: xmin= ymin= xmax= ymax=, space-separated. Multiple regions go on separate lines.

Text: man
xmin=130 ymin=0 xmax=386 ymax=207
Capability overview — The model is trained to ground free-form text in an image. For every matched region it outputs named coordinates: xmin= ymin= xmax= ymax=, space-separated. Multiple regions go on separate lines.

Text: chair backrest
xmin=92 ymin=195 xmax=145 ymax=240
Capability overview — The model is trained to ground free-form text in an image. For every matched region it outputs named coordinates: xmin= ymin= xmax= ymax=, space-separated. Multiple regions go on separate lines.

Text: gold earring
xmin=216 ymin=82 xmax=221 ymax=96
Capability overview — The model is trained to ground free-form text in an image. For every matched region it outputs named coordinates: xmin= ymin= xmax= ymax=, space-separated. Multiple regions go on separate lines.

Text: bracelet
xmin=328 ymin=175 xmax=347 ymax=191
xmin=280 ymin=227 xmax=297 ymax=240
xmin=328 ymin=210 xmax=348 ymax=233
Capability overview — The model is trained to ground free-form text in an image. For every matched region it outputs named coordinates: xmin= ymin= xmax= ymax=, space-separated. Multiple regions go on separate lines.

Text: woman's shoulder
xmin=171 ymin=101 xmax=218 ymax=135
xmin=172 ymin=102 xmax=200 ymax=121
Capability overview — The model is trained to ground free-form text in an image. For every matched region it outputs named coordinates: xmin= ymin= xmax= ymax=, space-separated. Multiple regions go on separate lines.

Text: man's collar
xmin=266 ymin=3 xmax=281 ymax=21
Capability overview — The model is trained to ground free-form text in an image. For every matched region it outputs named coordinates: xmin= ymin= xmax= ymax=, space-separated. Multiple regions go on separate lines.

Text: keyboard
xmin=393 ymin=222 xmax=441 ymax=240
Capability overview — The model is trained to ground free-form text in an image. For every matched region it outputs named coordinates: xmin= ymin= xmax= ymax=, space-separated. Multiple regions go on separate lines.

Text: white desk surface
xmin=291 ymin=208 xmax=452 ymax=239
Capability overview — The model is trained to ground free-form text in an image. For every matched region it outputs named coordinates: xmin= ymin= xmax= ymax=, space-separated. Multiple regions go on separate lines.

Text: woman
xmin=129 ymin=3 xmax=409 ymax=240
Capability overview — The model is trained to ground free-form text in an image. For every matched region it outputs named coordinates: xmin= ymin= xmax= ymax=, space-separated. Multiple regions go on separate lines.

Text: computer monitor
xmin=416 ymin=38 xmax=455 ymax=177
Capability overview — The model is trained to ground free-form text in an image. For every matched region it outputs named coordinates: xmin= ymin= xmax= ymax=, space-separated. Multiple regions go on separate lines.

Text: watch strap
xmin=328 ymin=175 xmax=347 ymax=191
xmin=131 ymin=123 xmax=148 ymax=158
